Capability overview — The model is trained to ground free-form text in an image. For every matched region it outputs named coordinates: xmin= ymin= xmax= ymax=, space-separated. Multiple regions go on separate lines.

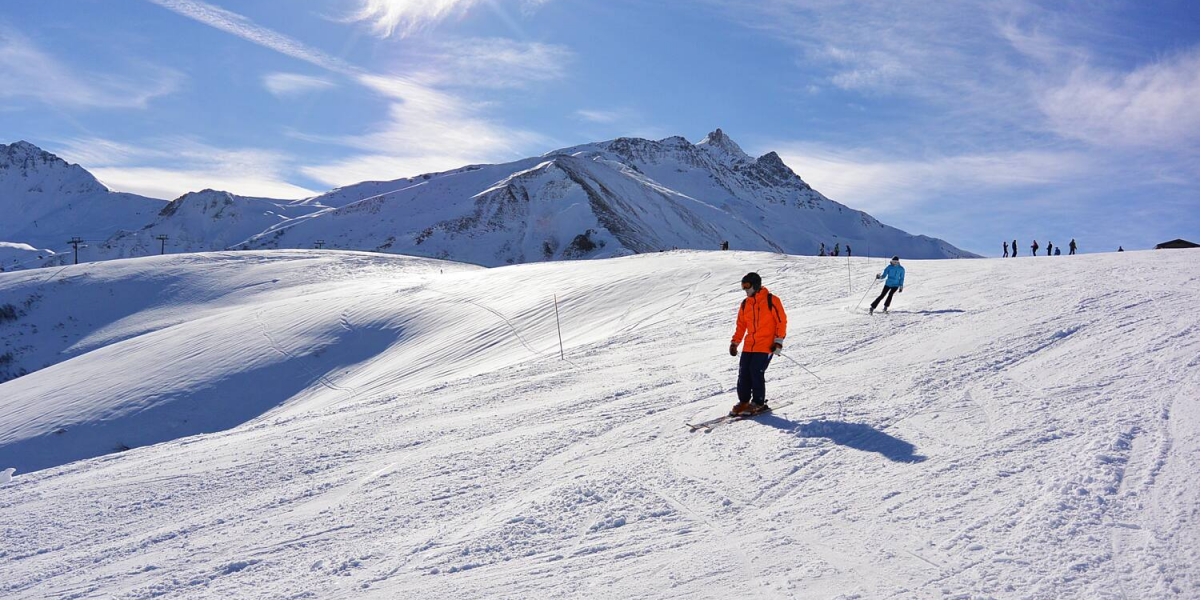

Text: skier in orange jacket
xmin=729 ymin=272 xmax=787 ymax=415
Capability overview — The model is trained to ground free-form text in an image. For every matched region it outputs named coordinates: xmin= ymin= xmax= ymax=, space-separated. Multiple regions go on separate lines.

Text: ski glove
xmin=771 ymin=339 xmax=783 ymax=355
xmin=899 ymin=287 xmax=904 ymax=292
xmin=729 ymin=343 xmax=738 ymax=357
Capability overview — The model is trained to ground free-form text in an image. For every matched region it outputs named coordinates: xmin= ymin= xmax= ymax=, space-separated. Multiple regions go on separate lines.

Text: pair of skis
xmin=687 ymin=400 xmax=793 ymax=432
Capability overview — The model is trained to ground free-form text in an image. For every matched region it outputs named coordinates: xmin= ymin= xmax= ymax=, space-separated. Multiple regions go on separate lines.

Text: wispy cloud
xmin=710 ymin=0 xmax=1013 ymax=102
xmin=263 ymin=72 xmax=336 ymax=97
xmin=1038 ymin=46 xmax=1200 ymax=149
xmin=144 ymin=0 xmax=557 ymax=187
xmin=56 ymin=136 xmax=319 ymax=200
xmin=568 ymin=107 xmax=668 ymax=140
xmin=296 ymin=74 xmax=551 ymax=186
xmin=0 ymin=28 xmax=181 ymax=110
xmin=93 ymin=166 xmax=318 ymax=200
xmin=348 ymin=0 xmax=555 ymax=37
xmin=775 ymin=143 xmax=1093 ymax=214
xmin=818 ymin=45 xmax=915 ymax=93
xmin=144 ymin=0 xmax=356 ymax=74
xmin=574 ymin=109 xmax=624 ymax=124
xmin=413 ymin=38 xmax=572 ymax=89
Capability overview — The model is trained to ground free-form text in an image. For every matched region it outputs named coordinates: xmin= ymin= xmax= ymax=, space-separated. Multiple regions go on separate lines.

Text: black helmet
xmin=741 ymin=272 xmax=762 ymax=289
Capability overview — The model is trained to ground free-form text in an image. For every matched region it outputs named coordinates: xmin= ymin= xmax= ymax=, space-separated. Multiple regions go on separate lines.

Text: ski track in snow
xmin=1 ymin=248 xmax=1198 ymax=599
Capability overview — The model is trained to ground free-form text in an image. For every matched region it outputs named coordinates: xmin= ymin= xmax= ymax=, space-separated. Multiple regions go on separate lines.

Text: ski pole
xmin=778 ymin=352 xmax=823 ymax=382
xmin=853 ymin=276 xmax=878 ymax=312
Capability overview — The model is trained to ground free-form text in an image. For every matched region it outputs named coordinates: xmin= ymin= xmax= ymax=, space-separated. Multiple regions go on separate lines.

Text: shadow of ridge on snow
xmin=0 ymin=324 xmax=400 ymax=474
xmin=754 ymin=415 xmax=927 ymax=463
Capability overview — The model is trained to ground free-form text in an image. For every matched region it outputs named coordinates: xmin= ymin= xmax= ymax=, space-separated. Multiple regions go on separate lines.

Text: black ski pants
xmin=871 ymin=285 xmax=899 ymax=310
xmin=737 ymin=352 xmax=773 ymax=404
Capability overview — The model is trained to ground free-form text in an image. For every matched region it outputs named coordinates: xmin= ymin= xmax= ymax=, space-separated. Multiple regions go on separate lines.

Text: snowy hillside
xmin=1 ymin=248 xmax=1197 ymax=598
xmin=0 ymin=242 xmax=52 ymax=270
xmin=0 ymin=141 xmax=164 ymax=264
xmin=241 ymin=129 xmax=973 ymax=264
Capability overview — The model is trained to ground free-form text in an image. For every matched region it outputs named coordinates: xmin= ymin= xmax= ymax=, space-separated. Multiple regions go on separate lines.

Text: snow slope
xmin=241 ymin=130 xmax=973 ymax=264
xmin=1 ymin=249 xmax=1197 ymax=598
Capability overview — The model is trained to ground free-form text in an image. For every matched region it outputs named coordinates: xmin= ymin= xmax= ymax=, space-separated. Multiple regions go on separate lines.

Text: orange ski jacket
xmin=732 ymin=287 xmax=788 ymax=353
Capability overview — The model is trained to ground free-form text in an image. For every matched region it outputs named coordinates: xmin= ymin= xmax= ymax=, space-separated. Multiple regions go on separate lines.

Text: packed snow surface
xmin=1 ymin=248 xmax=1198 ymax=598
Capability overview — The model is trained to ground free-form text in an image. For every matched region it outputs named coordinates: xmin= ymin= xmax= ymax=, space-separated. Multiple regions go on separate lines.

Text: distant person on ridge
xmin=1055 ymin=247 xmax=1061 ymax=256
xmin=1031 ymin=240 xmax=1039 ymax=256
xmin=1012 ymin=239 xmax=1018 ymax=257
xmin=1069 ymin=239 xmax=1077 ymax=255
xmin=819 ymin=242 xmax=826 ymax=256
xmin=833 ymin=243 xmax=840 ymax=257
xmin=729 ymin=272 xmax=787 ymax=416
xmin=870 ymin=256 xmax=905 ymax=314
xmin=1047 ymin=241 xmax=1053 ymax=256
xmin=846 ymin=244 xmax=852 ymax=257
xmin=1118 ymin=246 xmax=1124 ymax=252
xmin=1003 ymin=241 xmax=1009 ymax=258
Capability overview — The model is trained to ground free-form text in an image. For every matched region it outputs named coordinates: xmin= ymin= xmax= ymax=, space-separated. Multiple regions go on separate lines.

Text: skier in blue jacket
xmin=870 ymin=256 xmax=905 ymax=314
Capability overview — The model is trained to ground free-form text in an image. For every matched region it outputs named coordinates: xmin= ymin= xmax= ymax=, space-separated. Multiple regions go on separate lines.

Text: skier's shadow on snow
xmin=756 ymin=416 xmax=927 ymax=463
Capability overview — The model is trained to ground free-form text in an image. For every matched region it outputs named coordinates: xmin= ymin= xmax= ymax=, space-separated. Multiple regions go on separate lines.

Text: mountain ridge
xmin=1 ymin=132 xmax=976 ymax=269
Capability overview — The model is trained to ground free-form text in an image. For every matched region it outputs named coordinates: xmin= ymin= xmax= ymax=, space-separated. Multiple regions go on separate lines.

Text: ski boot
xmin=730 ymin=402 xmax=753 ymax=416
xmin=747 ymin=402 xmax=771 ymax=415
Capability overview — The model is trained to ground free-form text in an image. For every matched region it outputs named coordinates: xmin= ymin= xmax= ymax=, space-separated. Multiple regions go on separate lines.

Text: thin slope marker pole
xmin=553 ymin=294 xmax=565 ymax=361
xmin=846 ymin=254 xmax=852 ymax=295
xmin=852 ymin=238 xmax=876 ymax=312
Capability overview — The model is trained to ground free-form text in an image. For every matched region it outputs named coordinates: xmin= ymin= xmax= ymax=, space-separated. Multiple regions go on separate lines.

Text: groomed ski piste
xmin=1 ymin=248 xmax=1198 ymax=599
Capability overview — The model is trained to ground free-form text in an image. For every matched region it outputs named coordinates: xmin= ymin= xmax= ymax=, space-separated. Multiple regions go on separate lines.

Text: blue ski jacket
xmin=880 ymin=264 xmax=905 ymax=288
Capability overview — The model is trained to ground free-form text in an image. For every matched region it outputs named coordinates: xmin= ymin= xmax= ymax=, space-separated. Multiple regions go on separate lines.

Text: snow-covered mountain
xmin=3 ymin=133 xmax=973 ymax=270
xmin=0 ymin=248 xmax=1196 ymax=597
xmin=240 ymin=129 xmax=974 ymax=263
xmin=0 ymin=141 xmax=164 ymax=266
xmin=78 ymin=189 xmax=332 ymax=262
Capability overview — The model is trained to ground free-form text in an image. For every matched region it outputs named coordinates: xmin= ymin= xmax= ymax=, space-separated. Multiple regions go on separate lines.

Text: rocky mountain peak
xmin=696 ymin=128 xmax=751 ymax=163
xmin=1 ymin=140 xmax=108 ymax=195
xmin=3 ymin=140 xmax=62 ymax=167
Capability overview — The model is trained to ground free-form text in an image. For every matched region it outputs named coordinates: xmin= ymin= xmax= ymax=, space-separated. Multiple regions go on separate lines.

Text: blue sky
xmin=2 ymin=0 xmax=1198 ymax=255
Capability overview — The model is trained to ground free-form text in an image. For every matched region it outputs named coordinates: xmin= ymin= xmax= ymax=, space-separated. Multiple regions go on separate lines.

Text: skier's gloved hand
xmin=899 ymin=287 xmax=904 ymax=292
xmin=729 ymin=343 xmax=738 ymax=357
xmin=876 ymin=273 xmax=883 ymax=280
xmin=771 ymin=339 xmax=783 ymax=355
